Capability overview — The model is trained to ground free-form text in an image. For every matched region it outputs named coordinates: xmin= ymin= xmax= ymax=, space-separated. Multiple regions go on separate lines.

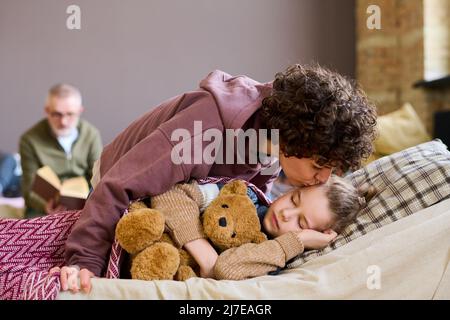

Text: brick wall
xmin=356 ymin=0 xmax=450 ymax=134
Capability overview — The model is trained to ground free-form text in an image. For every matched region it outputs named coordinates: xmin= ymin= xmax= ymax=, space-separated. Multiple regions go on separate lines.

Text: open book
xmin=31 ymin=166 xmax=90 ymax=210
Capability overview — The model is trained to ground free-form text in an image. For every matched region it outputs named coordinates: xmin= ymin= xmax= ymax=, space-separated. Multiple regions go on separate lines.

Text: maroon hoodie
xmin=65 ymin=70 xmax=278 ymax=276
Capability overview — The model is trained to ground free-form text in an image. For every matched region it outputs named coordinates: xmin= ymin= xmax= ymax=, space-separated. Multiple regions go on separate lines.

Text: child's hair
xmin=325 ymin=175 xmax=376 ymax=233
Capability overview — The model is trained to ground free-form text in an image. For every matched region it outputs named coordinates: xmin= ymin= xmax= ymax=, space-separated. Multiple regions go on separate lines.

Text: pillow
xmin=288 ymin=139 xmax=450 ymax=268
xmin=374 ymin=102 xmax=431 ymax=156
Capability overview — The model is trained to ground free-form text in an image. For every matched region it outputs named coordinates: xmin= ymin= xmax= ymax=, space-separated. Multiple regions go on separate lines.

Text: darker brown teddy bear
xmin=115 ymin=180 xmax=267 ymax=281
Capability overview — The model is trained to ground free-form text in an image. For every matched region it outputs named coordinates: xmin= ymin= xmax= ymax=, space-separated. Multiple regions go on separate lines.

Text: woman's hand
xmin=49 ymin=265 xmax=94 ymax=293
xmin=184 ymin=238 xmax=218 ymax=279
xmin=296 ymin=229 xmax=338 ymax=250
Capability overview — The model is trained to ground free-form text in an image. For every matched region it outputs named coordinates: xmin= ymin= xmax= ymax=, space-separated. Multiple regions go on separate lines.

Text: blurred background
xmin=0 ymin=0 xmax=356 ymax=152
xmin=1 ymin=0 xmax=450 ymax=170
xmin=1 ymin=1 xmax=449 ymax=296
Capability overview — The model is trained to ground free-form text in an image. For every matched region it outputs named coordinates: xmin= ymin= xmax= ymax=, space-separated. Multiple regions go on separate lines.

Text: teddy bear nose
xmin=219 ymin=217 xmax=227 ymax=227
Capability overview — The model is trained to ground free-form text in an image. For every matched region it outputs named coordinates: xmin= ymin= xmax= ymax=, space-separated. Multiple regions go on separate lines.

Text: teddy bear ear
xmin=220 ymin=180 xmax=248 ymax=196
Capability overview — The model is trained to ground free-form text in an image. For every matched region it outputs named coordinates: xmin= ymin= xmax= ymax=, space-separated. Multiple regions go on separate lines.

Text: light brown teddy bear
xmin=115 ymin=180 xmax=267 ymax=281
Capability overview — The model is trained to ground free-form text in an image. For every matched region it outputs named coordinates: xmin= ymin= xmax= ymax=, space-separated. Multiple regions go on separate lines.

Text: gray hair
xmin=46 ymin=83 xmax=82 ymax=106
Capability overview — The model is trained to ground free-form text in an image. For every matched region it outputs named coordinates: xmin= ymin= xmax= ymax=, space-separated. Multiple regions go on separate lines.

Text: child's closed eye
xmin=290 ymin=195 xmax=295 ymax=205
xmin=299 ymin=218 xmax=307 ymax=229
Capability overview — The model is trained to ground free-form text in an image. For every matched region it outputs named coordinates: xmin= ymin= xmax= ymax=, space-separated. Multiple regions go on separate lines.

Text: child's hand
xmin=184 ymin=238 xmax=218 ymax=279
xmin=199 ymin=260 xmax=216 ymax=279
xmin=296 ymin=229 xmax=338 ymax=250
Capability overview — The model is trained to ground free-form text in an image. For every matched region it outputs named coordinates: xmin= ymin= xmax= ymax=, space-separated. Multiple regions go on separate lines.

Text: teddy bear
xmin=115 ymin=180 xmax=267 ymax=281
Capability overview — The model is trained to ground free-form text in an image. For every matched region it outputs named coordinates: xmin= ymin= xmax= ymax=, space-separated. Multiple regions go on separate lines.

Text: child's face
xmin=263 ymin=184 xmax=335 ymax=238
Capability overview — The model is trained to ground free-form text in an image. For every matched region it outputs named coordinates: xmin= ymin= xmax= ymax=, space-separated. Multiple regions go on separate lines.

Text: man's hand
xmin=296 ymin=229 xmax=338 ymax=250
xmin=184 ymin=238 xmax=218 ymax=279
xmin=45 ymin=197 xmax=66 ymax=214
xmin=49 ymin=265 xmax=94 ymax=294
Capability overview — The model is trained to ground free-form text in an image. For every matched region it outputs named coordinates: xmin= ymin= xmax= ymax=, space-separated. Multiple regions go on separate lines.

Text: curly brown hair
xmin=261 ymin=64 xmax=377 ymax=172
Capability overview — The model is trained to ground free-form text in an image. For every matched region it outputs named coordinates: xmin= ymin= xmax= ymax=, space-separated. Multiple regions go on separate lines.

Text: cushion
xmin=289 ymin=139 xmax=450 ymax=268
xmin=374 ymin=102 xmax=431 ymax=156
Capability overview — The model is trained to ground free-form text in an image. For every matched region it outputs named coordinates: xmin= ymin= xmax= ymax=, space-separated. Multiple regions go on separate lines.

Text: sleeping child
xmin=149 ymin=175 xmax=376 ymax=280
xmin=53 ymin=175 xmax=376 ymax=291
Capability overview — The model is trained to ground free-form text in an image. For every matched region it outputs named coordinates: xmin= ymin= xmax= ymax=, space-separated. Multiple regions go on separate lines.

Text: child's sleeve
xmin=214 ymin=231 xmax=304 ymax=280
xmin=151 ymin=180 xmax=205 ymax=248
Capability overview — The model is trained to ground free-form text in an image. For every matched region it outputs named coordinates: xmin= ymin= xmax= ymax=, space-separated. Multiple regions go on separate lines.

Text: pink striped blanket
xmin=0 ymin=178 xmax=270 ymax=300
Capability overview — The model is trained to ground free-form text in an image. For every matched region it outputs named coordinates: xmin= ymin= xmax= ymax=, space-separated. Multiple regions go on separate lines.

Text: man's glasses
xmin=49 ymin=111 xmax=79 ymax=120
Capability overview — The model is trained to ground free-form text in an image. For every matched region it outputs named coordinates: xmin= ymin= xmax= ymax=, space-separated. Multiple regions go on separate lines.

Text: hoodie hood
xmin=199 ymin=70 xmax=272 ymax=129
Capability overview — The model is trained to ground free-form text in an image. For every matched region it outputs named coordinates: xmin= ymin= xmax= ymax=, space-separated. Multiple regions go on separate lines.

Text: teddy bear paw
xmin=131 ymin=242 xmax=180 ymax=281
xmin=174 ymin=265 xmax=198 ymax=281
xmin=115 ymin=208 xmax=166 ymax=254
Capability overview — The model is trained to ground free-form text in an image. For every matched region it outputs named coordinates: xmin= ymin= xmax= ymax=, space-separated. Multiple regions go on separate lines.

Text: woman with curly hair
xmin=262 ymin=64 xmax=376 ymax=175
xmin=56 ymin=64 xmax=377 ymax=293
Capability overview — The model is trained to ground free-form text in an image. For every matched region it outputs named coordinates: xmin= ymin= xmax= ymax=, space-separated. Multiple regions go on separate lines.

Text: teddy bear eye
xmin=219 ymin=217 xmax=227 ymax=227
xmin=221 ymin=204 xmax=229 ymax=209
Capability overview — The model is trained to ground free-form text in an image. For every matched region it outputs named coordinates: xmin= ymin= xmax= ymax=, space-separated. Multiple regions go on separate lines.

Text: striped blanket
xmin=0 ymin=177 xmax=270 ymax=300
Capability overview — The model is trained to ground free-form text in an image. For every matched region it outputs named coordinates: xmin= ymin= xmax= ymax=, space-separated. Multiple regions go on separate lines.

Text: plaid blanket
xmin=0 ymin=177 xmax=270 ymax=300
xmin=289 ymin=139 xmax=450 ymax=268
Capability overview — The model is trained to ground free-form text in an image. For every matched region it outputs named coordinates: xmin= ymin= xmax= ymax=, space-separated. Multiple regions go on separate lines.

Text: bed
xmin=57 ymin=139 xmax=450 ymax=300
xmin=2 ymin=140 xmax=450 ymax=300
xmin=57 ymin=196 xmax=450 ymax=300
